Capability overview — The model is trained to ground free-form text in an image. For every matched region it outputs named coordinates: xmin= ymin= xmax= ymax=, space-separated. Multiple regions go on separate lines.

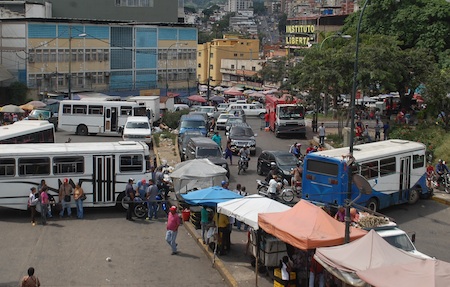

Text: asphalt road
xmin=3 ymin=117 xmax=446 ymax=287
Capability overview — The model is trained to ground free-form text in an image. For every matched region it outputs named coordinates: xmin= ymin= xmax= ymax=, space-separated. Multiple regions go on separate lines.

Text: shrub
xmin=162 ymin=109 xmax=190 ymax=129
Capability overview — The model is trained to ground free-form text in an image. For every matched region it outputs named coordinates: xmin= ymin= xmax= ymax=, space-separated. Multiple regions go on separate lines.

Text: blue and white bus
xmin=301 ymin=140 xmax=431 ymax=211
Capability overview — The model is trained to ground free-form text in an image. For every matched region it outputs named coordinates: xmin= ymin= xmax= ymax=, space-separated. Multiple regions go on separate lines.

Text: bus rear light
xmin=306 ymin=174 xmax=314 ymax=180
xmin=329 ymin=179 xmax=338 ymax=185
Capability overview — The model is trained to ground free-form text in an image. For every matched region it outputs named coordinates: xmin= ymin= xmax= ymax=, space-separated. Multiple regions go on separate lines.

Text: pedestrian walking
xmin=28 ymin=187 xmax=39 ymax=226
xmin=264 ymin=112 xmax=270 ymax=128
xmin=38 ymin=179 xmax=52 ymax=218
xmin=20 ymin=267 xmax=40 ymax=287
xmin=58 ymin=178 xmax=73 ymax=218
xmin=166 ymin=205 xmax=181 ymax=255
xmin=146 ymin=178 xmax=159 ymax=220
xmin=125 ymin=178 xmax=135 ymax=221
xmin=73 ymin=183 xmax=84 ymax=219
xmin=200 ymin=205 xmax=209 ymax=244
xmin=318 ymin=123 xmax=325 ymax=146
xmin=211 ymin=131 xmax=222 ymax=147
xmin=383 ymin=121 xmax=390 ymax=140
xmin=40 ymin=186 xmax=49 ymax=225
xmin=374 ymin=119 xmax=382 ymax=141
xmin=224 ymin=139 xmax=233 ymax=165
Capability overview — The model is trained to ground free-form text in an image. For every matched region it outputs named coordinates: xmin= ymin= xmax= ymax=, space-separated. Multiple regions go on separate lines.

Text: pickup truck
xmin=27 ymin=109 xmax=58 ymax=131
xmin=358 ymin=216 xmax=432 ymax=259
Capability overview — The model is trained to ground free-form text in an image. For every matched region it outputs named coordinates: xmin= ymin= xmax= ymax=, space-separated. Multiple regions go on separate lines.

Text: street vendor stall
xmin=315 ymin=229 xmax=424 ymax=286
xmin=171 ymin=159 xmax=227 ymax=195
xmin=217 ymin=194 xmax=291 ymax=268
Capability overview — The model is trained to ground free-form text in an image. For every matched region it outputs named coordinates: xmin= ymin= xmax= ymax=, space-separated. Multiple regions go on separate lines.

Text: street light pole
xmin=345 ymin=0 xmax=370 ymax=244
xmin=165 ymin=42 xmax=187 ymax=97
xmin=319 ymin=33 xmax=351 ymax=117
xmin=68 ymin=27 xmax=86 ymax=100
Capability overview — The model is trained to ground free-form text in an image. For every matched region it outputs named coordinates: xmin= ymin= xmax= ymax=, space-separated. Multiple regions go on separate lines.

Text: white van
xmin=122 ymin=116 xmax=152 ymax=145
xmin=225 ymin=103 xmax=266 ymax=118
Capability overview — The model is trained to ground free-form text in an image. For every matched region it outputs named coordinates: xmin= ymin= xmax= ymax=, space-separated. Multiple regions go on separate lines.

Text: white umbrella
xmin=1 ymin=104 xmax=25 ymax=113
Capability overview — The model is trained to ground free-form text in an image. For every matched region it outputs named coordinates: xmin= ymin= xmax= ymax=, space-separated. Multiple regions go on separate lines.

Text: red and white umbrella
xmin=188 ymin=95 xmax=207 ymax=103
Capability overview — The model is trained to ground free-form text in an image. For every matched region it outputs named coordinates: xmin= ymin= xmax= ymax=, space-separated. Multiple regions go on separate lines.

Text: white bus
xmin=302 ymin=140 xmax=431 ymax=211
xmin=57 ymin=100 xmax=147 ymax=136
xmin=0 ymin=141 xmax=152 ymax=210
xmin=0 ymin=120 xmax=55 ymax=144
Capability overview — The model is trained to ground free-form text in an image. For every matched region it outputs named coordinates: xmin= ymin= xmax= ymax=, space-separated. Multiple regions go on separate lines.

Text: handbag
xmin=80 ymin=194 xmax=87 ymax=201
xmin=64 ymin=195 xmax=71 ymax=202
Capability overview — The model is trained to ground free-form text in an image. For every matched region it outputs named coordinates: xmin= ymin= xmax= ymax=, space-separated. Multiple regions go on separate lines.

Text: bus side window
xmin=62 ymin=104 xmax=72 ymax=114
xmin=0 ymin=159 xmax=15 ymax=176
xmin=53 ymin=156 xmax=84 ymax=174
xmin=360 ymin=161 xmax=379 ymax=179
xmin=380 ymin=157 xmax=396 ymax=177
xmin=413 ymin=154 xmax=424 ymax=169
xmin=19 ymin=158 xmax=50 ymax=175
xmin=120 ymin=154 xmax=143 ymax=172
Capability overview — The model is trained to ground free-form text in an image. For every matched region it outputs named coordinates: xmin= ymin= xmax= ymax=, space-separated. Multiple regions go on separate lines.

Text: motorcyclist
xmin=265 ymin=162 xmax=281 ymax=183
xmin=290 ymin=162 xmax=303 ymax=188
xmin=268 ymin=174 xmax=279 ymax=199
xmin=435 ymin=159 xmax=449 ymax=183
xmin=238 ymin=145 xmax=250 ymax=159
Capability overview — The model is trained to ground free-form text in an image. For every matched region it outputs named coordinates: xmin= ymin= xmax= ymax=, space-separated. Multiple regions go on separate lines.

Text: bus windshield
xmin=278 ymin=106 xmax=304 ymax=120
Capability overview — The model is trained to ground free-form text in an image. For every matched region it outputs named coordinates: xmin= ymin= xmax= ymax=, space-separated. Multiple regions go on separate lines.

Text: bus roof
xmin=308 ymin=140 xmax=426 ymax=162
xmin=0 ymin=141 xmax=149 ymax=156
xmin=0 ymin=120 xmax=54 ymax=139
xmin=60 ymin=100 xmax=143 ymax=107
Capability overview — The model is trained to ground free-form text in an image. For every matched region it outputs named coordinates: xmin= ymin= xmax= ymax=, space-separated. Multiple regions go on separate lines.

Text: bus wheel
xmin=77 ymin=124 xmax=88 ymax=136
xmin=116 ymin=192 xmax=128 ymax=211
xmin=367 ymin=198 xmax=379 ymax=212
xmin=408 ymin=188 xmax=420 ymax=204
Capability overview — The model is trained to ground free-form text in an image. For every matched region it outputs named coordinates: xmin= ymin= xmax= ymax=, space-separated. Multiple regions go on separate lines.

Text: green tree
xmin=253 ymin=1 xmax=266 ymax=15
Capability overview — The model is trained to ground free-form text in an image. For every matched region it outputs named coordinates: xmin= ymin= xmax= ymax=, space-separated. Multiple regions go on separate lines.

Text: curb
xmin=183 ymin=220 xmax=238 ymax=287
xmin=431 ymin=195 xmax=450 ymax=206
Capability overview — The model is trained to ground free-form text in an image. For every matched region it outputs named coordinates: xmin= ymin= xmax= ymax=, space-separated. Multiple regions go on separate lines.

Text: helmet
xmin=270 ymin=162 xmax=277 ymax=167
xmin=221 ymin=180 xmax=228 ymax=186
xmin=141 ymin=179 xmax=146 ymax=184
xmin=169 ymin=206 xmax=177 ymax=211
xmin=129 ymin=178 xmax=134 ymax=183
xmin=439 ymin=159 xmax=443 ymax=163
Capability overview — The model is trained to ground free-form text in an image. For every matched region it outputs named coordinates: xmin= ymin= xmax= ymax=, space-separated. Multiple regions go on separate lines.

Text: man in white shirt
xmin=268 ymin=174 xmax=279 ymax=199
xmin=318 ymin=123 xmax=325 ymax=146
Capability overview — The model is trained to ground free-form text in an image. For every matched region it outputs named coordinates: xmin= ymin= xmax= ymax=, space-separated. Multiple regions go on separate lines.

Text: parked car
xmin=225 ymin=103 xmax=266 ymax=118
xmin=226 ymin=123 xmax=257 ymax=155
xmin=216 ymin=103 xmax=230 ymax=112
xmin=198 ymin=106 xmax=216 ymax=118
xmin=178 ymin=114 xmax=207 ymax=137
xmin=225 ymin=116 xmax=245 ymax=131
xmin=122 ymin=116 xmax=152 ymax=145
xmin=257 ymin=150 xmax=300 ymax=182
xmin=216 ymin=113 xmax=234 ymax=130
xmin=185 ymin=137 xmax=230 ymax=178
xmin=178 ymin=130 xmax=204 ymax=161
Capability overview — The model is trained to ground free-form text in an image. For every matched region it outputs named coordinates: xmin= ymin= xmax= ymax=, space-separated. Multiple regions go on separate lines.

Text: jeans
xmin=165 ymin=230 xmax=178 ymax=252
xmin=59 ymin=199 xmax=71 ymax=217
xmin=201 ymin=222 xmax=208 ymax=243
xmin=309 ymin=271 xmax=324 ymax=287
xmin=148 ymin=201 xmax=158 ymax=219
xmin=40 ymin=203 xmax=48 ymax=225
xmin=75 ymin=199 xmax=83 ymax=219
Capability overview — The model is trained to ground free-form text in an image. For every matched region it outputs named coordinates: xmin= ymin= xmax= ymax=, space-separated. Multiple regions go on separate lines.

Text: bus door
xmin=93 ymin=155 xmax=116 ymax=204
xmin=399 ymin=156 xmax=411 ymax=200
xmin=104 ymin=107 xmax=118 ymax=132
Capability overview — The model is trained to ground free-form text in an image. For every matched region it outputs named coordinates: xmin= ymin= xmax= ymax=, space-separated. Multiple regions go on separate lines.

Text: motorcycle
xmin=134 ymin=194 xmax=169 ymax=218
xmin=431 ymin=172 xmax=450 ymax=194
xmin=256 ymin=178 xmax=294 ymax=203
xmin=238 ymin=156 xmax=249 ymax=175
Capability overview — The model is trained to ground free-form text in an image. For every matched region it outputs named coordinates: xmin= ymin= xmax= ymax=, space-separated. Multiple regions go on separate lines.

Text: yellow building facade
xmin=197 ymin=35 xmax=259 ymax=88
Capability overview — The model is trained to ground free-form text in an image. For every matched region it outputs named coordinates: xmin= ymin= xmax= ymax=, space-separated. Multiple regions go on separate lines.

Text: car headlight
xmin=222 ymin=164 xmax=227 ymax=168
xmin=250 ymin=140 xmax=256 ymax=146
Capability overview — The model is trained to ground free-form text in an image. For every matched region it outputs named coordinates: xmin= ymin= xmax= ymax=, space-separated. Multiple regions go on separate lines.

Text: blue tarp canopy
xmin=181 ymin=186 xmax=243 ymax=207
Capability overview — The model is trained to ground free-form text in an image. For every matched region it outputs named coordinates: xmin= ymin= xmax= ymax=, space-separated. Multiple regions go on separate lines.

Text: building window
xmin=198 ymin=63 xmax=201 ymax=68
xmin=210 ymin=64 xmax=213 ymax=70
xmin=210 ymin=52 xmax=213 ymax=58
xmin=231 ymin=64 xmax=235 ymax=69
xmin=252 ymin=66 xmax=256 ymax=71
xmin=115 ymin=0 xmax=154 ymax=7
xmin=241 ymin=65 xmax=245 ymax=70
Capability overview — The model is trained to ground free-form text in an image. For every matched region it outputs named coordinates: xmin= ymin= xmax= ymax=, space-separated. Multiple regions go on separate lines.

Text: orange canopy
xmin=258 ymin=200 xmax=367 ymax=250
